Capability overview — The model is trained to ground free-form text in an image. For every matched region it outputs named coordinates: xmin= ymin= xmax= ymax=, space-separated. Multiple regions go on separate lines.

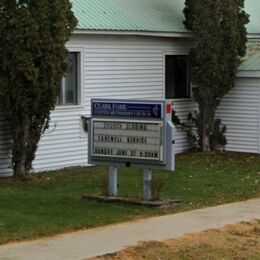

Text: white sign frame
xmin=88 ymin=99 xmax=175 ymax=171
xmin=91 ymin=118 xmax=164 ymax=162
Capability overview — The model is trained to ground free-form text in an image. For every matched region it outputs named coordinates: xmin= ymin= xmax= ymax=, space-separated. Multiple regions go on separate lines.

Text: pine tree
xmin=0 ymin=0 xmax=77 ymax=176
xmin=183 ymin=0 xmax=249 ymax=151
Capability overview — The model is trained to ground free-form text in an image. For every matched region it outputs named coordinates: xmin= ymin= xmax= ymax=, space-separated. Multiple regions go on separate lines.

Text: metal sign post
xmin=109 ymin=166 xmax=118 ymax=196
xmin=143 ymin=168 xmax=152 ymax=201
xmin=87 ymin=99 xmax=175 ymax=201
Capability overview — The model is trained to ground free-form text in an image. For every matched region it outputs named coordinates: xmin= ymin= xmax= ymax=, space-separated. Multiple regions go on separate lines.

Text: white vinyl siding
xmin=32 ymin=35 xmax=194 ymax=172
xmin=173 ymin=99 xmax=196 ymax=152
xmin=217 ymin=77 xmax=260 ymax=154
xmin=0 ymin=34 xmax=259 ymax=176
xmin=0 ymin=114 xmax=12 ymax=177
xmin=32 ymin=109 xmax=88 ymax=171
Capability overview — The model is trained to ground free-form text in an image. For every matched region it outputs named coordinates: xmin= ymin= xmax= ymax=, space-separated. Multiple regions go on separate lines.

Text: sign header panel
xmin=92 ymin=101 xmax=162 ymax=119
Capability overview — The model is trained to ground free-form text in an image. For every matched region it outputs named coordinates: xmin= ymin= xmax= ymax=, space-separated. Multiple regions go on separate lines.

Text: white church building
xmin=0 ymin=0 xmax=259 ymax=177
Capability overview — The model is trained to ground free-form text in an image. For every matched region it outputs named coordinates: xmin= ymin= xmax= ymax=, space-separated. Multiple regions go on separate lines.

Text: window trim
xmin=56 ymin=46 xmax=84 ymax=108
xmin=163 ymin=52 xmax=192 ymax=100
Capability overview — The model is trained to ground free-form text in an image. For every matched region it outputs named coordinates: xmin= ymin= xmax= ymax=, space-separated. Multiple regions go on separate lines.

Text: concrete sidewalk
xmin=0 ymin=199 xmax=260 ymax=260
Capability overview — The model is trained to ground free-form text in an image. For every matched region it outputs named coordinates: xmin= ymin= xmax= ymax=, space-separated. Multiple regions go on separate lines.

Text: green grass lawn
xmin=0 ymin=152 xmax=259 ymax=245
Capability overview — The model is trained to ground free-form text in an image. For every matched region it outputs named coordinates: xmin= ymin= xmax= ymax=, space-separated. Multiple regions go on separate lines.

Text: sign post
xmin=88 ymin=99 xmax=175 ymax=201
xmin=109 ymin=166 xmax=118 ymax=196
xmin=143 ymin=168 xmax=152 ymax=201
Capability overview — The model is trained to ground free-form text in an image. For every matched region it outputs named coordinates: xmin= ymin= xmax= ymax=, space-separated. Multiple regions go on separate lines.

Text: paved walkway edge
xmin=0 ymin=199 xmax=260 ymax=260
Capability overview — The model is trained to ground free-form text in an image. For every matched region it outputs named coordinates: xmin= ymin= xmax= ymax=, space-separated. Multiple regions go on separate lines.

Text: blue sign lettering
xmin=92 ymin=102 xmax=162 ymax=119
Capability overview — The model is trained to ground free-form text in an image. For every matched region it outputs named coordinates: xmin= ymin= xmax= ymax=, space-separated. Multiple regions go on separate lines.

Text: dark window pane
xmin=165 ymin=55 xmax=189 ymax=99
xmin=64 ymin=52 xmax=78 ymax=104
xmin=166 ymin=56 xmax=176 ymax=98
xmin=58 ymin=52 xmax=79 ymax=105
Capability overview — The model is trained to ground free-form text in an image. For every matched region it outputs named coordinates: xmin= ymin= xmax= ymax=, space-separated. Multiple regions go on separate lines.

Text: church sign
xmin=88 ymin=99 xmax=175 ymax=171
xmin=92 ymin=120 xmax=163 ymax=161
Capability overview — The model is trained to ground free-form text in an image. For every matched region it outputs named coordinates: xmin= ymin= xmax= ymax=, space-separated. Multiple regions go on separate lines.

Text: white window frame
xmin=56 ymin=46 xmax=84 ymax=109
xmin=163 ymin=51 xmax=192 ymax=100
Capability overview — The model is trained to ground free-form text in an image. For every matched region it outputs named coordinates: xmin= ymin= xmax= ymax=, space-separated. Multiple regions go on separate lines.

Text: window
xmin=165 ymin=55 xmax=190 ymax=99
xmin=58 ymin=52 xmax=80 ymax=105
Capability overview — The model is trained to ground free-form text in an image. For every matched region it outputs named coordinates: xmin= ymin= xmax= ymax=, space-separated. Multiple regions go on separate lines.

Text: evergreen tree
xmin=0 ymin=0 xmax=77 ymax=176
xmin=183 ymin=0 xmax=249 ymax=151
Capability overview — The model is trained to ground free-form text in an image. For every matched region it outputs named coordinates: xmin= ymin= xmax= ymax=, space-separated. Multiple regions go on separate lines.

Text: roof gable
xmin=71 ymin=0 xmax=259 ymax=35
xmin=72 ymin=0 xmax=187 ymax=33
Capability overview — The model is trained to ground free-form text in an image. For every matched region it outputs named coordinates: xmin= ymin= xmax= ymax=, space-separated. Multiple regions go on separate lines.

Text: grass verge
xmin=96 ymin=220 xmax=260 ymax=259
xmin=0 ymin=152 xmax=259 ymax=245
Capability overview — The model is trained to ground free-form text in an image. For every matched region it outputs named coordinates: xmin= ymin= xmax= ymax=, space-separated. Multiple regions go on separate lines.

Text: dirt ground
xmin=94 ymin=220 xmax=260 ymax=260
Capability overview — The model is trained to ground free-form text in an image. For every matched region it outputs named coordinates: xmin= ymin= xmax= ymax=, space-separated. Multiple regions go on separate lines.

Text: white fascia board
xmin=73 ymin=29 xmax=194 ymax=38
xmin=247 ymin=34 xmax=260 ymax=40
xmin=73 ymin=29 xmax=260 ymax=40
xmin=237 ymin=70 xmax=260 ymax=78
